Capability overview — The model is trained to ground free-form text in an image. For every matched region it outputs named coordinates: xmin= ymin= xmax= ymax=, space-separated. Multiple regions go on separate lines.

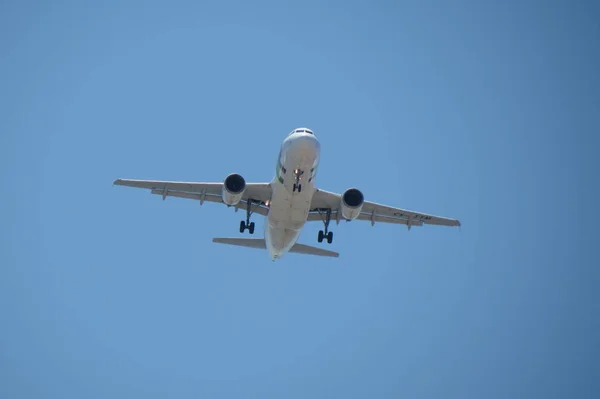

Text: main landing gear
xmin=317 ymin=208 xmax=334 ymax=244
xmin=292 ymin=169 xmax=304 ymax=193
xmin=239 ymin=200 xmax=256 ymax=234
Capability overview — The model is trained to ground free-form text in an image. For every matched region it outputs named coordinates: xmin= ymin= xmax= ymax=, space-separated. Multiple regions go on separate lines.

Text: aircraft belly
xmin=266 ymin=138 xmax=318 ymax=259
xmin=268 ymin=185 xmax=312 ymax=228
xmin=268 ymin=227 xmax=300 ymax=253
xmin=266 ymin=181 xmax=313 ymax=256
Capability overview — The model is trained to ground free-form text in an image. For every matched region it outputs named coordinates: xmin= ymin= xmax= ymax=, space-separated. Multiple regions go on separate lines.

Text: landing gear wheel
xmin=317 ymin=209 xmax=334 ymax=244
xmin=293 ymin=169 xmax=304 ymax=193
xmin=240 ymin=199 xmax=258 ymax=234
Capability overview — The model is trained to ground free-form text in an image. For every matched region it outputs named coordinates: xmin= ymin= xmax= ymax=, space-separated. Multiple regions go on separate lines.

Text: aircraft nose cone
xmin=295 ymin=134 xmax=320 ymax=152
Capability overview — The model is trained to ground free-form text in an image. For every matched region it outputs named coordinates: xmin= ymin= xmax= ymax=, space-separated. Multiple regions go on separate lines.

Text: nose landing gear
xmin=292 ymin=169 xmax=304 ymax=193
xmin=317 ymin=208 xmax=334 ymax=244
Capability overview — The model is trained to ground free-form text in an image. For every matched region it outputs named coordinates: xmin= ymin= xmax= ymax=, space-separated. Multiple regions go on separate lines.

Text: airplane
xmin=114 ymin=128 xmax=460 ymax=260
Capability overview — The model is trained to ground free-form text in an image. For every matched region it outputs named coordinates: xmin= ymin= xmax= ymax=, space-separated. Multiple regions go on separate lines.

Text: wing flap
xmin=354 ymin=212 xmax=423 ymax=226
xmin=151 ymin=190 xmax=269 ymax=216
xmin=307 ymin=212 xmax=424 ymax=226
xmin=151 ymin=189 xmax=222 ymax=203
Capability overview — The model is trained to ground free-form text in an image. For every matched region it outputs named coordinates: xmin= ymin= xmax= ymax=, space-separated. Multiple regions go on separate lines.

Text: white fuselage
xmin=265 ymin=131 xmax=320 ymax=260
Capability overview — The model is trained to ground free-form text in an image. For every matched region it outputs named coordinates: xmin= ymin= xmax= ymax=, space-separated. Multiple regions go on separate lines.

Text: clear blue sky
xmin=1 ymin=0 xmax=598 ymax=397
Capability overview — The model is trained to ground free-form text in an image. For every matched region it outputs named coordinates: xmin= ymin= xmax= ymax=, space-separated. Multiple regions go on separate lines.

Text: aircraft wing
xmin=113 ymin=179 xmax=273 ymax=215
xmin=309 ymin=189 xmax=460 ymax=228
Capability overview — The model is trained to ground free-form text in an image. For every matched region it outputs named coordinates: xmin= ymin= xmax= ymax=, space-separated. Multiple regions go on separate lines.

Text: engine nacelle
xmin=340 ymin=188 xmax=364 ymax=220
xmin=222 ymin=173 xmax=246 ymax=206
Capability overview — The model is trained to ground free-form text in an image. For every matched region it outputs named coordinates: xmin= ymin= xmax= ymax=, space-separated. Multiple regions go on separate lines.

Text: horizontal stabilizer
xmin=289 ymin=243 xmax=339 ymax=258
xmin=212 ymin=238 xmax=339 ymax=258
xmin=212 ymin=238 xmax=266 ymax=249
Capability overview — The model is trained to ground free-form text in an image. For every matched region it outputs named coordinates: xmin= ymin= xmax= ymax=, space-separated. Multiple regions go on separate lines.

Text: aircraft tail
xmin=212 ymin=238 xmax=339 ymax=258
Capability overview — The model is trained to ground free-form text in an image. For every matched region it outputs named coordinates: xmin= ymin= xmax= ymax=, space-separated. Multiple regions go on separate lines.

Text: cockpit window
xmin=294 ymin=129 xmax=313 ymax=135
xmin=290 ymin=128 xmax=314 ymax=135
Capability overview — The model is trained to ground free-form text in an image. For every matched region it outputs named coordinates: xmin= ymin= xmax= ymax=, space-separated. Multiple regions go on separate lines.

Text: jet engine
xmin=222 ymin=173 xmax=246 ymax=206
xmin=340 ymin=188 xmax=364 ymax=220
